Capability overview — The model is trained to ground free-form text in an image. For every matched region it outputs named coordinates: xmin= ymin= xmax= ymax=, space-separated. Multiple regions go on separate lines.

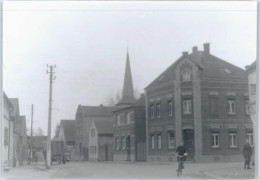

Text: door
xmin=182 ymin=129 xmax=194 ymax=161
xmin=126 ymin=136 xmax=131 ymax=161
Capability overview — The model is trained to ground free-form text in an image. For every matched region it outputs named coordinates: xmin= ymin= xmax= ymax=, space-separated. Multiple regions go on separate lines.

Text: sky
xmin=3 ymin=1 xmax=257 ymax=137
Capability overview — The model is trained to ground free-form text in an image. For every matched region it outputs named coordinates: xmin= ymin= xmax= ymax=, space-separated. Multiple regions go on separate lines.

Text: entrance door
xmin=182 ymin=129 xmax=194 ymax=161
xmin=126 ymin=136 xmax=131 ymax=161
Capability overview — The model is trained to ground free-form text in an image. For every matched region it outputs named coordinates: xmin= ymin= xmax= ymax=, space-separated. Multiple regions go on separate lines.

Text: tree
xmin=34 ymin=127 xmax=44 ymax=136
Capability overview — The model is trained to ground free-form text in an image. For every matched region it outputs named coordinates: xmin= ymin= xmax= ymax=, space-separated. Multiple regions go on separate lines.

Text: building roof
xmin=245 ymin=60 xmax=256 ymax=73
xmin=113 ymin=95 xmax=145 ymax=113
xmin=117 ymin=50 xmax=136 ymax=105
xmin=146 ymin=44 xmax=248 ymax=90
xmin=60 ymin=120 xmax=76 ymax=142
xmin=3 ymin=91 xmax=13 ymax=110
xmin=94 ymin=120 xmax=113 ymax=135
xmin=9 ymin=98 xmax=20 ymax=117
xmin=14 ymin=115 xmax=26 ymax=136
xmin=76 ymin=105 xmax=124 ymax=116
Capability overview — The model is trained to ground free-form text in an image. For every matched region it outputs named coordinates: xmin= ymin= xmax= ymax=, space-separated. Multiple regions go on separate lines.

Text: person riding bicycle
xmin=176 ymin=142 xmax=187 ymax=169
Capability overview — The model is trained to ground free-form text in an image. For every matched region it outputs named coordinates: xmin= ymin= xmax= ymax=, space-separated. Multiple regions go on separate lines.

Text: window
xmin=4 ymin=127 xmax=8 ymax=146
xmin=168 ymin=131 xmax=175 ymax=149
xmin=250 ymin=84 xmax=256 ymax=95
xmin=117 ymin=115 xmax=120 ymax=126
xmin=228 ymin=99 xmax=236 ymax=114
xmin=211 ymin=133 xmax=219 ymax=148
xmin=183 ymin=100 xmax=192 ymax=114
xmin=151 ymin=135 xmax=155 ymax=149
xmin=150 ymin=105 xmax=154 ymax=119
xmin=116 ymin=137 xmax=120 ymax=150
xmin=157 ymin=134 xmax=162 ymax=149
xmin=245 ymin=100 xmax=250 ymax=115
xmin=126 ymin=113 xmax=131 ymax=124
xmin=182 ymin=71 xmax=191 ymax=82
xmin=90 ymin=128 xmax=95 ymax=137
xmin=156 ymin=103 xmax=161 ymax=118
xmin=168 ymin=101 xmax=173 ymax=116
xmin=126 ymin=112 xmax=134 ymax=124
xmin=122 ymin=136 xmax=126 ymax=150
xmin=229 ymin=133 xmax=237 ymax=148
xmin=210 ymin=97 xmax=218 ymax=115
xmin=114 ymin=137 xmax=117 ymax=150
xmin=246 ymin=133 xmax=254 ymax=146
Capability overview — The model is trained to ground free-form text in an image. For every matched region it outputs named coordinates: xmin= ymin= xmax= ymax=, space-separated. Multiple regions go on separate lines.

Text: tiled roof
xmin=9 ymin=98 xmax=20 ymax=117
xmin=77 ymin=105 xmax=124 ymax=116
xmin=94 ymin=120 xmax=113 ymax=134
xmin=146 ymin=49 xmax=247 ymax=90
xmin=60 ymin=120 xmax=76 ymax=142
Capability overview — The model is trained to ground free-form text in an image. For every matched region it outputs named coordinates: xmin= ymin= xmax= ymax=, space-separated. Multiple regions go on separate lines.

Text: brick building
xmin=113 ymin=95 xmax=146 ymax=161
xmin=145 ymin=43 xmax=252 ymax=162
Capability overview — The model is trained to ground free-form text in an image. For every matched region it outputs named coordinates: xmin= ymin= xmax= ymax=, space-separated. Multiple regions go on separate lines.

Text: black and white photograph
xmin=1 ymin=1 xmax=258 ymax=179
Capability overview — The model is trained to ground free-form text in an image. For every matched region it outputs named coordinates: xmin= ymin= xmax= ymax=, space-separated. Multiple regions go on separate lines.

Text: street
xmin=3 ymin=161 xmax=255 ymax=179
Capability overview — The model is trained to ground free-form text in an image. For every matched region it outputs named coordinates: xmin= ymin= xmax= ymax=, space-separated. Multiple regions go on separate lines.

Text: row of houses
xmin=3 ymin=93 xmax=28 ymax=170
xmin=56 ymin=43 xmax=256 ymax=162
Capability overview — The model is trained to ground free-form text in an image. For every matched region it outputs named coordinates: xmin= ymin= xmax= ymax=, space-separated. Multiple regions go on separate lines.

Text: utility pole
xmin=46 ymin=64 xmax=56 ymax=169
xmin=29 ymin=104 xmax=33 ymax=165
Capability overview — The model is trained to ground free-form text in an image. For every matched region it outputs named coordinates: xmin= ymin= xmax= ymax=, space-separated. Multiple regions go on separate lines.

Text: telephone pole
xmin=46 ymin=64 xmax=56 ymax=169
xmin=29 ymin=104 xmax=33 ymax=165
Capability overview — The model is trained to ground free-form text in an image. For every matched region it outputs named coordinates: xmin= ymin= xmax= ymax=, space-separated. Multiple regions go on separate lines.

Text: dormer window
xmin=182 ymin=71 xmax=191 ymax=82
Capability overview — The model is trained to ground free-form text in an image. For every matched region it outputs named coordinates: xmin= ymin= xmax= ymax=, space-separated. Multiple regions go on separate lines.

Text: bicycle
xmin=177 ymin=155 xmax=184 ymax=176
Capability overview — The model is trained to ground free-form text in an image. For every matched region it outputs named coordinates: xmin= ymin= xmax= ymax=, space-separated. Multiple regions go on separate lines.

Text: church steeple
xmin=117 ymin=49 xmax=136 ymax=105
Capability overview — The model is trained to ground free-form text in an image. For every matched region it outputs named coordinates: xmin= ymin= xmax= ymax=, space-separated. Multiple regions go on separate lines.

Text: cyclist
xmin=176 ymin=142 xmax=187 ymax=176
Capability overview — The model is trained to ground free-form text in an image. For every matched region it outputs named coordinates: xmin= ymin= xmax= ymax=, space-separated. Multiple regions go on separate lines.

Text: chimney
xmin=182 ymin=51 xmax=189 ymax=57
xmin=192 ymin=46 xmax=198 ymax=53
xmin=203 ymin=43 xmax=210 ymax=54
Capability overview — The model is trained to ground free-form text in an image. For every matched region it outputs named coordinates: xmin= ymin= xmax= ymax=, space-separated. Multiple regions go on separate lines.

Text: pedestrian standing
xmin=243 ymin=139 xmax=252 ymax=169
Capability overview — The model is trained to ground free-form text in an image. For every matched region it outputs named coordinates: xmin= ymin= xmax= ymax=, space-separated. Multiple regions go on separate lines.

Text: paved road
xmin=3 ymin=161 xmax=255 ymax=179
